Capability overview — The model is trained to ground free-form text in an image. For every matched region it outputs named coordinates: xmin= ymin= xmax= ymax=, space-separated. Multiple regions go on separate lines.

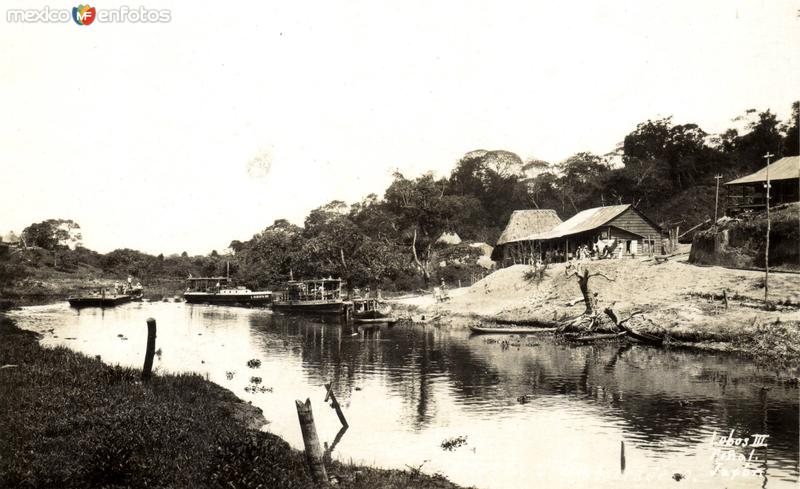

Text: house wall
xmin=607 ymin=208 xmax=662 ymax=239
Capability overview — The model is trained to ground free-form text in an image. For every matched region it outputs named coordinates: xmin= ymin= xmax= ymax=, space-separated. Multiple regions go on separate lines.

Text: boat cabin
xmin=282 ymin=278 xmax=344 ymax=302
xmin=186 ymin=276 xmax=232 ymax=292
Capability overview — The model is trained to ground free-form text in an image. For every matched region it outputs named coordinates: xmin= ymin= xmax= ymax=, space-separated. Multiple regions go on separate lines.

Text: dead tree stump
xmin=141 ymin=318 xmax=157 ymax=381
xmin=295 ymin=398 xmax=328 ymax=485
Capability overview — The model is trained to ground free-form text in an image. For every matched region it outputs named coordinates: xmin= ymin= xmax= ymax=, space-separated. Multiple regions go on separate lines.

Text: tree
xmin=384 ymin=172 xmax=463 ymax=285
xmin=20 ymin=219 xmax=82 ymax=250
xmin=623 ymin=117 xmax=711 ymax=189
xmin=448 ymin=150 xmax=530 ymax=242
xmin=721 ymin=109 xmax=786 ymax=172
xmin=297 ymin=201 xmax=363 ymax=281
xmin=20 ymin=219 xmax=82 ymax=267
xmin=556 ymin=152 xmax=609 ymax=212
xmin=782 ymin=101 xmax=799 ymax=156
xmin=233 ymin=220 xmax=303 ymax=288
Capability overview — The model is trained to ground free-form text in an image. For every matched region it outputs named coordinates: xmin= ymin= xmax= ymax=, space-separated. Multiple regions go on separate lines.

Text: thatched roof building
xmin=491 ymin=209 xmax=562 ymax=264
xmin=493 ymin=205 xmax=664 ymax=266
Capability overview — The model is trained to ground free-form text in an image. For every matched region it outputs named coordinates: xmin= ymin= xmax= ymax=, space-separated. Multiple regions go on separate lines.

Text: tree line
xmin=6 ymin=102 xmax=798 ymax=291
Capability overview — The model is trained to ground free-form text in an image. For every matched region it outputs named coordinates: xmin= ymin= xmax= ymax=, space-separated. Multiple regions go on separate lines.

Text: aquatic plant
xmin=440 ymin=436 xmax=468 ymax=451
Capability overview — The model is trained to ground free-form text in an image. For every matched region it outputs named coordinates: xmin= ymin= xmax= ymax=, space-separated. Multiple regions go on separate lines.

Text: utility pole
xmin=763 ymin=152 xmax=774 ymax=306
xmin=713 ymin=174 xmax=723 ymax=229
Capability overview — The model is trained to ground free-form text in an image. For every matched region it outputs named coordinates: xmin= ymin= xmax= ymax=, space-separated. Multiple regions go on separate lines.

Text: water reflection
xmin=7 ymin=302 xmax=799 ymax=489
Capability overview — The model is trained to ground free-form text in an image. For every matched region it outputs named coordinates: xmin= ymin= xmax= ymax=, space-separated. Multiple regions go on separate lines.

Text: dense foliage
xmin=5 ymin=103 xmax=797 ymax=291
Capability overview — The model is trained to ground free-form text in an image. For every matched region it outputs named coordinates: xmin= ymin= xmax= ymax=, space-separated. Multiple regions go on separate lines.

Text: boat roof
xmin=187 ymin=276 xmax=231 ymax=281
xmin=288 ymin=278 xmax=343 ymax=284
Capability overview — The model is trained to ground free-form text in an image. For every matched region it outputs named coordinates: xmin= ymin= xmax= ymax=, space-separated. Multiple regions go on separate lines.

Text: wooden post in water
xmin=295 ymin=398 xmax=328 ymax=485
xmin=620 ymin=440 xmax=626 ymax=473
xmin=141 ymin=318 xmax=157 ymax=381
xmin=324 ymin=383 xmax=349 ymax=428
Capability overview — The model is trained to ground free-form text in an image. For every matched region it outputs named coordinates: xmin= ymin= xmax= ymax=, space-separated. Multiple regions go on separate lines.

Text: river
xmin=7 ymin=301 xmax=799 ymax=488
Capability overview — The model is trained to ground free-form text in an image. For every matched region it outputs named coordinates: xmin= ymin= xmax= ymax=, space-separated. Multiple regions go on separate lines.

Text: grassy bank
xmin=0 ymin=317 xmax=466 ymax=489
xmin=396 ymin=258 xmax=800 ymax=370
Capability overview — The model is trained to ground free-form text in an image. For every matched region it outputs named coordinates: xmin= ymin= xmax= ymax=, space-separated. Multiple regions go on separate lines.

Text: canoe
xmin=355 ymin=317 xmax=398 ymax=324
xmin=469 ymin=325 xmax=557 ymax=335
xmin=566 ymin=332 xmax=626 ymax=343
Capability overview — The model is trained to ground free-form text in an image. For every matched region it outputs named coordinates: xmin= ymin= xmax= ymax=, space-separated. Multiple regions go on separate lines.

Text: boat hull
xmin=68 ymin=295 xmax=132 ymax=308
xmin=469 ymin=325 xmax=557 ymax=335
xmin=272 ymin=300 xmax=346 ymax=315
xmin=355 ymin=317 xmax=398 ymax=324
xmin=184 ymin=292 xmax=272 ymax=307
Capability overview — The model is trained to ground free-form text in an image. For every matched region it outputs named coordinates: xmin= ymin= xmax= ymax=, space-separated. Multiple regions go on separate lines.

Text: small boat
xmin=184 ymin=276 xmax=272 ymax=307
xmin=355 ymin=317 xmax=399 ymax=324
xmin=68 ymin=280 xmax=143 ymax=309
xmin=352 ymin=298 xmax=396 ymax=324
xmin=469 ymin=325 xmax=557 ymax=335
xmin=272 ymin=278 xmax=348 ymax=315
xmin=565 ymin=332 xmax=626 ymax=343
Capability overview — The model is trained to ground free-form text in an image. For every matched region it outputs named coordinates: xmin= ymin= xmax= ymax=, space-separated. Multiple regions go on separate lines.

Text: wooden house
xmin=494 ymin=205 xmax=664 ymax=265
xmin=725 ymin=156 xmax=800 ymax=214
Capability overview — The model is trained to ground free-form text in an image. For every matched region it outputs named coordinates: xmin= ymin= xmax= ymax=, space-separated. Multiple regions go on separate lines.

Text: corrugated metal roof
xmin=496 ymin=209 xmax=562 ymax=245
xmin=725 ymin=156 xmax=800 ymax=185
xmin=523 ymin=204 xmax=631 ymax=241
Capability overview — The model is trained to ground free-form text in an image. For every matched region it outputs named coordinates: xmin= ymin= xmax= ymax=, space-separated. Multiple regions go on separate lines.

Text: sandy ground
xmin=389 ymin=255 xmax=800 ymax=347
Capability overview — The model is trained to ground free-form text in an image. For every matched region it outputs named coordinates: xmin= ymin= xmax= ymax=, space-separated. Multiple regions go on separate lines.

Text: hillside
xmin=401 ymin=256 xmax=800 ymax=366
xmin=690 ymin=203 xmax=800 ymax=270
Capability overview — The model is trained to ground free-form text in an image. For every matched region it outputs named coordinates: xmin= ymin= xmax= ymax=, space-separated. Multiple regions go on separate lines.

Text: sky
xmin=1 ymin=0 xmax=798 ymax=255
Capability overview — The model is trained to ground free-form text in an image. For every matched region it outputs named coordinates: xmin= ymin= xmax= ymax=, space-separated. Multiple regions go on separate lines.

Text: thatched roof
xmin=437 ymin=232 xmax=462 ymax=245
xmin=2 ymin=231 xmax=19 ymax=243
xmin=496 ymin=210 xmax=562 ymax=246
xmin=725 ymin=156 xmax=800 ymax=185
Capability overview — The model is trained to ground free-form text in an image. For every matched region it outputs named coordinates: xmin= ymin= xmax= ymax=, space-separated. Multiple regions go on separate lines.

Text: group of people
xmin=576 ymin=239 xmax=619 ymax=260
xmin=537 ymin=238 xmax=621 ymax=264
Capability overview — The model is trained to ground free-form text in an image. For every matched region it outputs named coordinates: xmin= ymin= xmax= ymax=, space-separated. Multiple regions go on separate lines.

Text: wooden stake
xmin=141 ymin=318 xmax=157 ymax=381
xmin=324 ymin=383 xmax=349 ymax=428
xmin=295 ymin=398 xmax=328 ymax=485
xmin=620 ymin=440 xmax=626 ymax=473
xmin=763 ymin=152 xmax=774 ymax=306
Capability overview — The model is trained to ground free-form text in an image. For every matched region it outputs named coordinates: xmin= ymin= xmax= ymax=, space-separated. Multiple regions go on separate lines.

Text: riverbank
xmin=0 ymin=316 xmax=466 ymax=488
xmin=391 ymin=257 xmax=800 ymax=370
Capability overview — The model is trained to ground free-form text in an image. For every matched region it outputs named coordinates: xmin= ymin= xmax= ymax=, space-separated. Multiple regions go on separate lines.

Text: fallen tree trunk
xmin=604 ymin=308 xmax=664 ymax=346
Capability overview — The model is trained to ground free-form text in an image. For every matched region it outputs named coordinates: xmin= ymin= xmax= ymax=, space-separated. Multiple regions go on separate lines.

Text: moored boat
xmin=469 ymin=325 xmax=558 ymax=335
xmin=183 ymin=276 xmax=272 ymax=307
xmin=272 ymin=278 xmax=348 ymax=315
xmin=352 ymin=298 xmax=397 ymax=324
xmin=68 ymin=293 xmax=133 ymax=308
xmin=68 ymin=279 xmax=143 ymax=309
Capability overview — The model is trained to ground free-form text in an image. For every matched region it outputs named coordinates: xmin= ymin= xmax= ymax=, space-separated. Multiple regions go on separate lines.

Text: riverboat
xmin=68 ymin=280 xmax=143 ymax=308
xmin=272 ymin=278 xmax=349 ymax=315
xmin=183 ymin=276 xmax=272 ymax=307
